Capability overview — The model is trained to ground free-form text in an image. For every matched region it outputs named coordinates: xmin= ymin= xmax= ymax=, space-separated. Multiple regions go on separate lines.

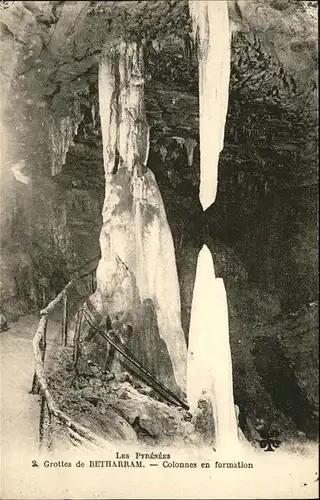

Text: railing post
xmin=30 ymin=316 xmax=48 ymax=394
xmin=90 ymin=272 xmax=96 ymax=293
xmin=62 ymin=292 xmax=68 ymax=346
xmin=73 ymin=308 xmax=83 ymax=365
xmin=39 ymin=395 xmax=52 ymax=451
xmin=42 ymin=316 xmax=48 ymax=362
xmin=30 ymin=372 xmax=39 ymax=395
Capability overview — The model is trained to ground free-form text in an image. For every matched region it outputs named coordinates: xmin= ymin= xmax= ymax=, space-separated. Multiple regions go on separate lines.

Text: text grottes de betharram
xmin=33 ymin=451 xmax=254 ymax=470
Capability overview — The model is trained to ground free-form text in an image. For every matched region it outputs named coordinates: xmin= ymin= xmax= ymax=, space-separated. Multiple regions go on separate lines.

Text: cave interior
xmin=0 ymin=0 xmax=318 ymax=441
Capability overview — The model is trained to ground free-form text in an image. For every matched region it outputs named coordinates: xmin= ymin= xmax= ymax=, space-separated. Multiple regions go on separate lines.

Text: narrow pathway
xmin=0 ymin=312 xmax=69 ymax=500
xmin=1 ymin=315 xmax=41 ymax=460
xmin=1 ymin=308 xmax=78 ymax=450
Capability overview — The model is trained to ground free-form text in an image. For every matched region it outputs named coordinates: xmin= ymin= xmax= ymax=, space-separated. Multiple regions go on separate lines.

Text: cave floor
xmin=0 ymin=313 xmax=67 ymax=498
xmin=0 ymin=315 xmax=318 ymax=499
xmin=1 ymin=315 xmax=41 ymax=460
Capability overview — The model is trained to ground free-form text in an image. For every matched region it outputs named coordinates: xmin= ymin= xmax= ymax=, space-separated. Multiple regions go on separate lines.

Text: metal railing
xmin=31 ymin=256 xmax=188 ymax=451
xmin=80 ymin=307 xmax=188 ymax=410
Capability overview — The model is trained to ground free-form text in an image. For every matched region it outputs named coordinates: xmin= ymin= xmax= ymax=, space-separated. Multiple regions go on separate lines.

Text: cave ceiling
xmin=0 ymin=0 xmax=318 ymax=197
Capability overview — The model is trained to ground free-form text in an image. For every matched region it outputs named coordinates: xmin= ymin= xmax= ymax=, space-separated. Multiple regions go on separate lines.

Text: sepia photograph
xmin=0 ymin=0 xmax=318 ymax=498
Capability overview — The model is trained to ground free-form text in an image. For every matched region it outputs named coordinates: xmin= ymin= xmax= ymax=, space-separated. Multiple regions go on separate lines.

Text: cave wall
xmin=0 ymin=162 xmax=100 ymax=318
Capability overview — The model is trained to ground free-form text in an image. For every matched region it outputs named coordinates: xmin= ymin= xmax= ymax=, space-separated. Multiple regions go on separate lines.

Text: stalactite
xmin=86 ymin=41 xmax=187 ymax=394
xmin=91 ymin=101 xmax=96 ymax=129
xmin=159 ymin=145 xmax=168 ymax=163
xmin=189 ymin=0 xmax=231 ymax=210
xmin=173 ymin=136 xmax=185 ymax=148
xmin=50 ymin=201 xmax=71 ymax=257
xmin=49 ymin=101 xmax=83 ymax=176
xmin=185 ymin=137 xmax=197 ymax=167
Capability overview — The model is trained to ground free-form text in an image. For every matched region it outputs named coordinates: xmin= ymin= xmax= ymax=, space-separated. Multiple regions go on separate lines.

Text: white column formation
xmin=90 ymin=41 xmax=187 ymax=392
xmin=188 ymin=1 xmax=239 ymax=449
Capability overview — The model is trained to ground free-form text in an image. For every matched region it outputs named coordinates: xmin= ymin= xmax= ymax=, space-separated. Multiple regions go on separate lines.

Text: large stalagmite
xmin=86 ymin=42 xmax=187 ymax=395
xmin=188 ymin=0 xmax=239 ymax=448
xmin=187 ymin=245 xmax=238 ymax=448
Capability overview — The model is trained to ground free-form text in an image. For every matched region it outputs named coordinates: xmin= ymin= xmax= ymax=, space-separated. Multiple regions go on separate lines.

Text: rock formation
xmin=78 ymin=40 xmax=187 ymax=395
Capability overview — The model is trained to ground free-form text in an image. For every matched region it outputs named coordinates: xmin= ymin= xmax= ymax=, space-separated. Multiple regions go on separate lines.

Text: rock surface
xmin=48 ymin=346 xmax=206 ymax=448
